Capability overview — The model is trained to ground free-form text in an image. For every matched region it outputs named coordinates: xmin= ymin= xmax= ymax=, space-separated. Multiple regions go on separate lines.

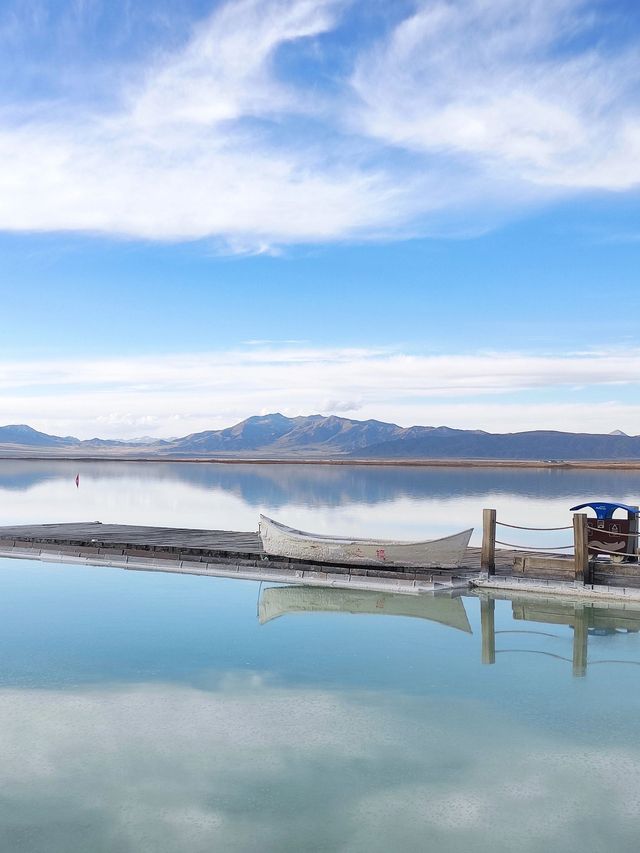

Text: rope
xmin=496 ymin=649 xmax=572 ymax=663
xmin=495 ymin=630 xmax=562 ymax=639
xmin=495 ymin=539 xmax=574 ymax=550
xmin=498 ymin=651 xmax=640 ymax=667
xmin=589 ymin=547 xmax=639 ymax=558
xmin=496 ymin=521 xmax=572 ymax=531
xmin=586 ymin=525 xmax=638 ymax=538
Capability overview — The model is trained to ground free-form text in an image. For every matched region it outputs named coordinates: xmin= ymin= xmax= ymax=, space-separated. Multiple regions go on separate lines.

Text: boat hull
xmin=258 ymin=515 xmax=473 ymax=568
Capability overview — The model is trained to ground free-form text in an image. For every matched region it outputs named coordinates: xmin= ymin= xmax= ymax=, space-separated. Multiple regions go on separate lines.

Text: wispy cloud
xmin=0 ymin=0 xmax=404 ymax=245
xmin=0 ymin=0 xmax=637 ymax=248
xmin=351 ymin=0 xmax=640 ymax=192
xmin=1 ymin=345 xmax=640 ymax=437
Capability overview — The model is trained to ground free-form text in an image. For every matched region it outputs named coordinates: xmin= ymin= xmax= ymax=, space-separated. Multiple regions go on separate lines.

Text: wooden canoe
xmin=258 ymin=514 xmax=473 ymax=568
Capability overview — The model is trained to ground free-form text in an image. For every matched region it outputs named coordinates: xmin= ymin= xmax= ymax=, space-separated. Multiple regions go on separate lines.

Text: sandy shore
xmin=1 ymin=453 xmax=640 ymax=470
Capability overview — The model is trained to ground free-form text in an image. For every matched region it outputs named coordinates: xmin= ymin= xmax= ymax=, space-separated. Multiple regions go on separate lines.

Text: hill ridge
xmin=0 ymin=415 xmax=639 ymax=460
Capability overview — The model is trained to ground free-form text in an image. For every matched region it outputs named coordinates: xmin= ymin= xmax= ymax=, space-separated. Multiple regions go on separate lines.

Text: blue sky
xmin=1 ymin=0 xmax=639 ymax=438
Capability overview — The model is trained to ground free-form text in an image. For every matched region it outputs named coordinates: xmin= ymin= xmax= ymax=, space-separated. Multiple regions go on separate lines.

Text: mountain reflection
xmin=1 ymin=459 xmax=639 ymax=507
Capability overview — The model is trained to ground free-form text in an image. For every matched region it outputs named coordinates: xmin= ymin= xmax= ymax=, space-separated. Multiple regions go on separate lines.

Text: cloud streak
xmin=352 ymin=0 xmax=640 ymax=191
xmin=1 ymin=345 xmax=640 ymax=437
xmin=0 ymin=0 xmax=638 ymax=247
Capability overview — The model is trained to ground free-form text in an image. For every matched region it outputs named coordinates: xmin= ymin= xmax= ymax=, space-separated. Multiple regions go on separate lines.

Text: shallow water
xmin=1 ymin=461 xmax=640 ymax=852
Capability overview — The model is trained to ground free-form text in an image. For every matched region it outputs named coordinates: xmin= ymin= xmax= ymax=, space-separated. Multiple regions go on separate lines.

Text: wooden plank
xmin=481 ymin=509 xmax=496 ymax=575
xmin=511 ymin=554 xmax=575 ymax=581
xmin=595 ymin=563 xmax=640 ymax=577
xmin=628 ymin=506 xmax=639 ymax=564
xmin=573 ymin=513 xmax=590 ymax=584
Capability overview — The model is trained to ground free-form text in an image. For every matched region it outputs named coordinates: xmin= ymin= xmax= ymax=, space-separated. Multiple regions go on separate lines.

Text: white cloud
xmin=0 ymin=0 xmax=414 ymax=245
xmin=0 ymin=0 xmax=638 ymax=246
xmin=130 ymin=0 xmax=340 ymax=127
xmin=351 ymin=0 xmax=640 ymax=193
xmin=1 ymin=345 xmax=640 ymax=437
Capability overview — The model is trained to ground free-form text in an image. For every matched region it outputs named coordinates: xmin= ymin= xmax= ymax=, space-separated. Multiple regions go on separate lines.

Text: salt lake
xmin=1 ymin=460 xmax=640 ymax=852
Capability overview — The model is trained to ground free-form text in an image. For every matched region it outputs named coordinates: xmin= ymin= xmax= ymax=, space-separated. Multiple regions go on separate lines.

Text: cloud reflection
xmin=0 ymin=460 xmax=638 ymax=547
xmin=0 ymin=678 xmax=639 ymax=852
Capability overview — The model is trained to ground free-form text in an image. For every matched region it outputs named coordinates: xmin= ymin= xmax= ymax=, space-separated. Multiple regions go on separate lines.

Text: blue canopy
xmin=570 ymin=501 xmax=638 ymax=519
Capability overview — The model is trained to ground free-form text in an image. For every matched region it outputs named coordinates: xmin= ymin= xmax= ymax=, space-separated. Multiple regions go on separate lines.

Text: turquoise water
xmin=1 ymin=461 xmax=640 ymax=851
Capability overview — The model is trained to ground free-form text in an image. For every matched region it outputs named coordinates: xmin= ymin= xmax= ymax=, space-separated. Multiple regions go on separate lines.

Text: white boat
xmin=258 ymin=515 xmax=473 ymax=568
xmin=259 ymin=586 xmax=472 ymax=632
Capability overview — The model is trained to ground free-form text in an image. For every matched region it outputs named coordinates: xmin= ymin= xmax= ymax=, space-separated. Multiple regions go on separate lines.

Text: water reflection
xmin=1 ymin=459 xmax=640 ymax=546
xmin=258 ymin=584 xmax=640 ymax=680
xmin=1 ymin=558 xmax=640 ymax=851
xmin=2 ymin=458 xmax=640 ymax=502
xmin=258 ymin=586 xmax=472 ymax=632
xmin=4 ymin=677 xmax=640 ymax=853
xmin=479 ymin=593 xmax=640 ymax=677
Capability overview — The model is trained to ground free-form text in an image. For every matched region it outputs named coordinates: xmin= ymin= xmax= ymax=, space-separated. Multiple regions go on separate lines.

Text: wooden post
xmin=572 ymin=605 xmax=588 ymax=678
xmin=573 ymin=513 xmax=590 ymax=585
xmin=480 ymin=597 xmax=496 ymax=665
xmin=481 ymin=509 xmax=497 ymax=576
xmin=627 ymin=506 xmax=638 ymax=563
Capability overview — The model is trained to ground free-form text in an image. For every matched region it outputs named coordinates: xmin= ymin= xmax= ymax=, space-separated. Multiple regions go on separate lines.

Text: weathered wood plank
xmin=574 ymin=513 xmax=590 ymax=584
xmin=0 ymin=521 xmax=482 ymax=574
xmin=481 ymin=509 xmax=496 ymax=575
xmin=1 ymin=521 xmax=639 ymax=589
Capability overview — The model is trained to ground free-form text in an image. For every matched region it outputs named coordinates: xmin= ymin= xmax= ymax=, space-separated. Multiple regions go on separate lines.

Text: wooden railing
xmin=480 ymin=508 xmax=639 ymax=584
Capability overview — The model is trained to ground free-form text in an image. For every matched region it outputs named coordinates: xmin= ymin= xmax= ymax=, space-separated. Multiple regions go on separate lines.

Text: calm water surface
xmin=3 ymin=458 xmax=640 ymax=543
xmin=1 ymin=460 xmax=640 ymax=852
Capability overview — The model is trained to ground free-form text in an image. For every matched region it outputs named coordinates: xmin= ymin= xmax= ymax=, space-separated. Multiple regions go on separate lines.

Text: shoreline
xmin=1 ymin=454 xmax=640 ymax=470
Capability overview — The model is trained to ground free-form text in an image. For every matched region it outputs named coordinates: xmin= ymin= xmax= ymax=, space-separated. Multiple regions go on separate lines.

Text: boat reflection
xmin=258 ymin=584 xmax=640 ymax=680
xmin=258 ymin=585 xmax=472 ymax=633
xmin=479 ymin=592 xmax=640 ymax=677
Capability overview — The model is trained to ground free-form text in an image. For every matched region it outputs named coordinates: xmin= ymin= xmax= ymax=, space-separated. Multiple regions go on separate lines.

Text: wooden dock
xmin=0 ymin=521 xmax=498 ymax=592
xmin=2 ymin=520 xmax=639 ymax=599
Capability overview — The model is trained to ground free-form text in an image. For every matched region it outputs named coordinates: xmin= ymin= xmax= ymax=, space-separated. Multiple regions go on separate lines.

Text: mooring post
xmin=481 ymin=508 xmax=496 ymax=576
xmin=573 ymin=513 xmax=590 ymax=585
xmin=628 ymin=506 xmax=639 ymax=563
xmin=572 ymin=605 xmax=588 ymax=678
xmin=480 ymin=597 xmax=496 ymax=665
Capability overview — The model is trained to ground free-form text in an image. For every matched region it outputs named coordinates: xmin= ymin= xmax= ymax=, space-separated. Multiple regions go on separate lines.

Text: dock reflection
xmin=479 ymin=593 xmax=640 ymax=677
xmin=258 ymin=584 xmax=640 ymax=680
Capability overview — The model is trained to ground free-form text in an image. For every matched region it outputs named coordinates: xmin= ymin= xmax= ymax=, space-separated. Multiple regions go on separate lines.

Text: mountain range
xmin=0 ymin=415 xmax=638 ymax=461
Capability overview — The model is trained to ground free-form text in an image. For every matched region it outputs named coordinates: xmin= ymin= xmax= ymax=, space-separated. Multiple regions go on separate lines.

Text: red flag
xmin=75 ymin=474 xmax=80 ymax=488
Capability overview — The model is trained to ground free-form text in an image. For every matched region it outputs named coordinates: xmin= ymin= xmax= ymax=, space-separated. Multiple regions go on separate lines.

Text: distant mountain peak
xmin=0 ymin=415 xmax=640 ymax=460
xmin=6 ymin=424 xmax=41 ymax=434
xmin=609 ymin=429 xmax=628 ymax=436
xmin=0 ymin=424 xmax=79 ymax=447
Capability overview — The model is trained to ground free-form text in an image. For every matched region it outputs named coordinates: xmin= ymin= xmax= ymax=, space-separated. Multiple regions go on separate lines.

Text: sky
xmin=0 ymin=0 xmax=639 ymax=439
